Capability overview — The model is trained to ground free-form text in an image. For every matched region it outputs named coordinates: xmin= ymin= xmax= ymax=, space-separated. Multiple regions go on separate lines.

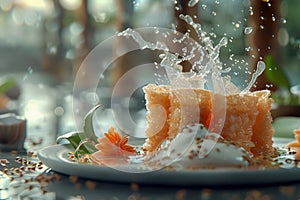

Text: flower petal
xmin=104 ymin=127 xmax=122 ymax=144
xmin=119 ymin=135 xmax=129 ymax=147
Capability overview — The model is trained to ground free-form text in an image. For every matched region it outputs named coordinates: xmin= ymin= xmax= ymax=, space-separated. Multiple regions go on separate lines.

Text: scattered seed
xmin=176 ymin=189 xmax=186 ymax=200
xmin=85 ymin=180 xmax=96 ymax=190
xmin=75 ymin=183 xmax=82 ymax=190
xmin=130 ymin=182 xmax=139 ymax=191
xmin=69 ymin=175 xmax=78 ymax=183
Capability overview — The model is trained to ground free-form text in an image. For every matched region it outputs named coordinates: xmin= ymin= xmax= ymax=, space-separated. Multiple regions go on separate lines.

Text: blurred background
xmin=0 ymin=0 xmax=299 ymax=149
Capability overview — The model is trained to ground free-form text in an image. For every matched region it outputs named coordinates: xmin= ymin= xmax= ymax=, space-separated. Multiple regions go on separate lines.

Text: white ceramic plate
xmin=37 ymin=137 xmax=300 ymax=186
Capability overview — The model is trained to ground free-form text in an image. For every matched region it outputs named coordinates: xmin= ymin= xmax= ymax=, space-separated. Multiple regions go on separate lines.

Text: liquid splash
xmin=119 ymin=14 xmax=235 ymax=91
xmin=118 ymin=28 xmax=169 ymax=51
xmin=117 ymin=15 xmax=227 ymax=166
xmin=112 ymin=12 xmax=266 ymax=170
xmin=242 ymin=61 xmax=266 ymax=93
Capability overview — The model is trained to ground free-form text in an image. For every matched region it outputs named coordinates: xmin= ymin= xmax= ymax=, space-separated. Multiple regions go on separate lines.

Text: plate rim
xmin=37 ymin=138 xmax=300 ymax=186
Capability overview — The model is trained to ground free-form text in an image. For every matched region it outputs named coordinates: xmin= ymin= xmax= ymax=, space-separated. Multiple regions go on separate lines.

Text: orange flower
xmin=90 ymin=127 xmax=136 ymax=166
xmin=103 ymin=127 xmax=136 ymax=153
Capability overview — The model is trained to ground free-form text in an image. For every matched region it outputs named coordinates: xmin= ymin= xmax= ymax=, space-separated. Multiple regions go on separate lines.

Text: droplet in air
xmin=249 ymin=7 xmax=254 ymax=15
xmin=27 ymin=66 xmax=33 ymax=74
xmin=23 ymin=66 xmax=33 ymax=81
xmin=245 ymin=47 xmax=253 ymax=52
xmin=133 ymin=1 xmax=140 ymax=7
xmin=171 ymin=23 xmax=177 ymax=31
xmin=99 ymin=74 xmax=104 ymax=80
xmin=47 ymin=45 xmax=57 ymax=54
xmin=244 ymin=27 xmax=253 ymax=34
xmin=281 ymin=18 xmax=287 ymax=24
xmin=260 ymin=25 xmax=264 ymax=29
xmin=174 ymin=65 xmax=183 ymax=72
xmin=188 ymin=0 xmax=199 ymax=7
xmin=65 ymin=50 xmax=75 ymax=60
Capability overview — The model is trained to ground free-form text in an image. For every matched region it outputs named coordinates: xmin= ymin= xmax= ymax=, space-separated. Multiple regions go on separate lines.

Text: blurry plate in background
xmin=272 ymin=116 xmax=300 ymax=138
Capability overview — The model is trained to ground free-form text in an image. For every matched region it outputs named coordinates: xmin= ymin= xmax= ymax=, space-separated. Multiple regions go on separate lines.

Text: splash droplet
xmin=171 ymin=23 xmax=177 ymax=31
xmin=242 ymin=61 xmax=266 ymax=93
xmin=244 ymin=27 xmax=253 ymax=34
xmin=23 ymin=66 xmax=33 ymax=81
xmin=133 ymin=1 xmax=140 ymax=7
xmin=188 ymin=0 xmax=199 ymax=7
xmin=174 ymin=65 xmax=183 ymax=72
xmin=47 ymin=45 xmax=57 ymax=55
xmin=249 ymin=7 xmax=254 ymax=15
xmin=27 ymin=66 xmax=33 ymax=74
xmin=245 ymin=46 xmax=253 ymax=52
xmin=66 ymin=50 xmax=75 ymax=60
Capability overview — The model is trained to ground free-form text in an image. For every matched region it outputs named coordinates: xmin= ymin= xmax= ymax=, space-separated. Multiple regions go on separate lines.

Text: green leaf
xmin=83 ymin=105 xmax=102 ymax=143
xmin=56 ymin=131 xmax=92 ymax=156
xmin=56 ymin=105 xmax=103 ymax=156
xmin=0 ymin=78 xmax=16 ymax=93
xmin=264 ymin=55 xmax=290 ymax=89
